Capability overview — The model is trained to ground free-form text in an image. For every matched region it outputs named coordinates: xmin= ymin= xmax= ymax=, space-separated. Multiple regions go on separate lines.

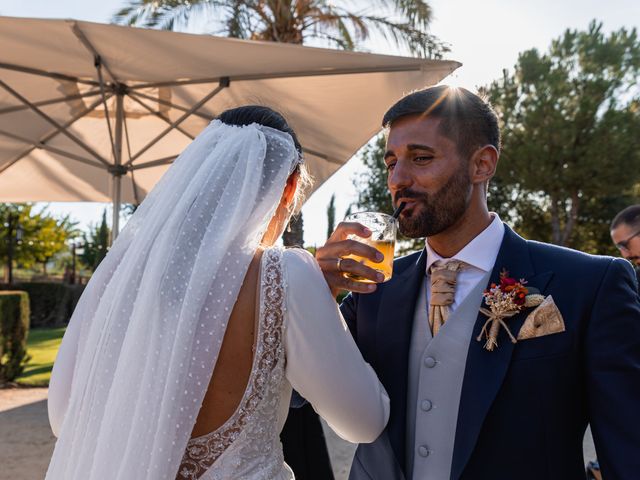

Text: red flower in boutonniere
xmin=499 ymin=272 xmax=529 ymax=306
xmin=477 ymin=269 xmax=544 ymax=351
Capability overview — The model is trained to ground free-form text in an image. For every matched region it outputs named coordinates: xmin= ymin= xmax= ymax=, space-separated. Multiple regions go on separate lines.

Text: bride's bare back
xmin=189 ymin=250 xmax=263 ymax=438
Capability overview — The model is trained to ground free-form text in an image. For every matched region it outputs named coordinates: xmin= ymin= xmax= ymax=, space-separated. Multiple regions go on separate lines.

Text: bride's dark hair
xmin=217 ymin=105 xmax=312 ymax=213
xmin=217 ymin=105 xmax=303 ymax=158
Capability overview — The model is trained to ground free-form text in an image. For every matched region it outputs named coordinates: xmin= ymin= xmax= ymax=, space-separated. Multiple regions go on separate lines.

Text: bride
xmin=46 ymin=106 xmax=389 ymax=480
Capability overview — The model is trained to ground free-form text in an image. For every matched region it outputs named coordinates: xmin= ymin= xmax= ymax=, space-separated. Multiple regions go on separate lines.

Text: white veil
xmin=46 ymin=119 xmax=301 ymax=480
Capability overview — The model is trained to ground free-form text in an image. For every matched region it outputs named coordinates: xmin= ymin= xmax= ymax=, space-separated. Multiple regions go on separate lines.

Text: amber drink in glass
xmin=343 ymin=211 xmax=397 ymax=283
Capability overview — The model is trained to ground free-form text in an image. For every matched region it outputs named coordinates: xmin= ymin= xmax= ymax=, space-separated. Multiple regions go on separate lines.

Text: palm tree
xmin=113 ymin=0 xmax=446 ymax=58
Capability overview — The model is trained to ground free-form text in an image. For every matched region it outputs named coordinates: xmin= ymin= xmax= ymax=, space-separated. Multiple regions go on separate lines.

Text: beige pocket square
xmin=517 ymin=295 xmax=565 ymax=340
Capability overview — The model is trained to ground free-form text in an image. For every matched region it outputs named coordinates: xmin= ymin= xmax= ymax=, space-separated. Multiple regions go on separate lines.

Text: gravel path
xmin=0 ymin=388 xmax=596 ymax=480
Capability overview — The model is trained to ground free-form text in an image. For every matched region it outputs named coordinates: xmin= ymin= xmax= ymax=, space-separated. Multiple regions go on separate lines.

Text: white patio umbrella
xmin=0 ymin=16 xmax=459 ymax=238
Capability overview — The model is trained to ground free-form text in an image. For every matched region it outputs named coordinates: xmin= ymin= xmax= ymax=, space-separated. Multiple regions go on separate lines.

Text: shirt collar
xmin=425 ymin=214 xmax=505 ymax=274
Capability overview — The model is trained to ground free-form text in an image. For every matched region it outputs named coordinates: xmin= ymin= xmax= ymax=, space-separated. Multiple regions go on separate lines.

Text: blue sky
xmin=2 ymin=0 xmax=639 ymax=245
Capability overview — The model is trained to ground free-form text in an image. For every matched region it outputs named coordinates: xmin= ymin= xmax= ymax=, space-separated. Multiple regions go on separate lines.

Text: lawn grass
xmin=16 ymin=326 xmax=66 ymax=387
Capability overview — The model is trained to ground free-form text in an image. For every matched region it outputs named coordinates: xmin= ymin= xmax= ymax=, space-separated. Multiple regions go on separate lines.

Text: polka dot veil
xmin=45 ymin=120 xmax=300 ymax=480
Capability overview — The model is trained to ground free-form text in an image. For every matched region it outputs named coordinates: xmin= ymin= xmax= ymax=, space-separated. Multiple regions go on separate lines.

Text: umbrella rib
xmin=127 ymin=94 xmax=195 ymax=140
xmin=122 ymin=108 xmax=141 ymax=204
xmin=72 ymin=21 xmax=122 ymax=165
xmin=0 ymin=129 xmax=104 ymax=172
xmin=123 ymin=110 xmax=134 ymax=164
xmin=125 ymin=79 xmax=229 ymax=166
xmin=0 ymin=94 xmax=109 ymax=175
xmin=0 ymin=62 xmax=100 ymax=86
xmin=128 ymin=78 xmax=222 ymax=90
xmin=129 ymin=169 xmax=141 ymax=205
xmin=0 ymin=79 xmax=111 ymax=167
xmin=95 ymin=62 xmax=118 ymax=164
xmin=301 ymin=147 xmax=344 ymax=165
xmin=70 ymin=22 xmax=119 ymax=85
xmin=0 ymin=89 xmax=102 ymax=115
xmin=128 ymin=91 xmax=214 ymax=121
xmin=129 ymin=156 xmax=177 ymax=171
xmin=128 ymin=65 xmax=424 ymax=90
xmin=302 ymin=148 xmax=328 ymax=160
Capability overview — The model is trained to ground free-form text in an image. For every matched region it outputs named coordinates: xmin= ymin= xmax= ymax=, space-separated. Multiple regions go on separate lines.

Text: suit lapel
xmin=450 ymin=226 xmax=553 ymax=480
xmin=376 ymin=250 xmax=426 ymax=474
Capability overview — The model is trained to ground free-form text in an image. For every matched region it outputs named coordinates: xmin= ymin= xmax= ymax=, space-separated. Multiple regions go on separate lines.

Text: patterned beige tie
xmin=429 ymin=260 xmax=466 ymax=336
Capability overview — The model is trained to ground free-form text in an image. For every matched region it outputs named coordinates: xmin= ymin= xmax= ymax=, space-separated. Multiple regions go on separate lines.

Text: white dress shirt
xmin=425 ymin=214 xmax=505 ymax=312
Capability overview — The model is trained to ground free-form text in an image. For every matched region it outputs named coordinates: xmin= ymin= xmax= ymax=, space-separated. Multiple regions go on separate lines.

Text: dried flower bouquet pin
xmin=477 ymin=270 xmax=544 ymax=351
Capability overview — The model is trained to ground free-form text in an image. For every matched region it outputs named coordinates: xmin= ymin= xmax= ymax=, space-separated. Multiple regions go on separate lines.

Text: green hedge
xmin=0 ymin=291 xmax=30 ymax=383
xmin=0 ymin=282 xmax=85 ymax=328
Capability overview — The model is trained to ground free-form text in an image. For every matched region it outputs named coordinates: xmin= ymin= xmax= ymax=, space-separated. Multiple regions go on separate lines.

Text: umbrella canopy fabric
xmin=0 ymin=16 xmax=460 ymax=235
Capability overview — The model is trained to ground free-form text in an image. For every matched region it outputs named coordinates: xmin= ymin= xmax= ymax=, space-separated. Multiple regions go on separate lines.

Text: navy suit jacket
xmin=340 ymin=225 xmax=640 ymax=480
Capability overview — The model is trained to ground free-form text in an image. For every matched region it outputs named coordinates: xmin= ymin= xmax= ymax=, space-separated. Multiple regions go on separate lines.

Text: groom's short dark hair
xmin=382 ymin=85 xmax=501 ymax=159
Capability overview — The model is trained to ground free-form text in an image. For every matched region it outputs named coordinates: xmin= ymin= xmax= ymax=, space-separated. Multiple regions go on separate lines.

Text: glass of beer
xmin=343 ymin=211 xmax=397 ymax=283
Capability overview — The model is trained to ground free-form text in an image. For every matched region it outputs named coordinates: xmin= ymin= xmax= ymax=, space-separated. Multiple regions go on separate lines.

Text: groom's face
xmin=384 ymin=115 xmax=473 ymax=238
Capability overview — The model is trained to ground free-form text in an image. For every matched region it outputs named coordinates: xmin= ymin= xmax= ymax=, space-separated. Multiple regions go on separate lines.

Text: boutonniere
xmin=477 ymin=269 xmax=545 ymax=351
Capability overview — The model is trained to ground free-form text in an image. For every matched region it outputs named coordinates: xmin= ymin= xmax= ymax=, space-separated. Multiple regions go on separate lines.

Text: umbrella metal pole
xmin=111 ymin=92 xmax=125 ymax=245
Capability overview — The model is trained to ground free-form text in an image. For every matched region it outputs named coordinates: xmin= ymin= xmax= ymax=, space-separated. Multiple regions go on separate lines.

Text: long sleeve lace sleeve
xmin=282 ymin=248 xmax=390 ymax=443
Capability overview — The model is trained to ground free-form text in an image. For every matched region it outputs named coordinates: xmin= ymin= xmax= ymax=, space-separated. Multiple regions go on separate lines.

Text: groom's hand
xmin=316 ymin=222 xmax=385 ymax=297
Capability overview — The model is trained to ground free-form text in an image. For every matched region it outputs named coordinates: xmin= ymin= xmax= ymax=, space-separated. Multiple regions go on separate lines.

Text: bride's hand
xmin=316 ymin=222 xmax=385 ymax=297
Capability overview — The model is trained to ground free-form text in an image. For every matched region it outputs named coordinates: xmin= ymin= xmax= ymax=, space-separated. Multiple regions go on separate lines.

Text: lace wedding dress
xmin=176 ymin=248 xmax=389 ymax=480
xmin=177 ymin=248 xmax=290 ymax=480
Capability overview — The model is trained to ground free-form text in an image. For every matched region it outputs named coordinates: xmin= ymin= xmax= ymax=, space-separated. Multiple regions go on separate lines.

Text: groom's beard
xmin=396 ymin=167 xmax=472 ymax=238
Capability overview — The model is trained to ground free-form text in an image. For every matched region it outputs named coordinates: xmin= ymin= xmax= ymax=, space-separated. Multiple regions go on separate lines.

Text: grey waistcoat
xmin=405 ymin=271 xmax=490 ymax=480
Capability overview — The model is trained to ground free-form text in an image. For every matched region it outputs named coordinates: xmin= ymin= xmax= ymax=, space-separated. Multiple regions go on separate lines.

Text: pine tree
xmin=81 ymin=210 xmax=111 ymax=271
xmin=326 ymin=194 xmax=336 ymax=240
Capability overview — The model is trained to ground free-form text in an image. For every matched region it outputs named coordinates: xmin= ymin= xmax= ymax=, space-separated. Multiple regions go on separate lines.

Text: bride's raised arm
xmin=282 ymin=248 xmax=390 ymax=443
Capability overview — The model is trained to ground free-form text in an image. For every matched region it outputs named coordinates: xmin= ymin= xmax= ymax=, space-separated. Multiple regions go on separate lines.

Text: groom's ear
xmin=469 ymin=145 xmax=498 ymax=185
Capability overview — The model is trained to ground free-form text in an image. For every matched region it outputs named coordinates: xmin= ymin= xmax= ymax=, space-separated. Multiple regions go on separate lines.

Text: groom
xmin=317 ymin=86 xmax=640 ymax=479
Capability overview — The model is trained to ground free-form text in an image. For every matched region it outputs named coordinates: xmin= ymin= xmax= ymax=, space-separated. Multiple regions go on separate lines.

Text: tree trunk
xmin=550 ymin=198 xmax=562 ymax=245
xmin=282 ymin=213 xmax=304 ymax=247
xmin=560 ymin=193 xmax=580 ymax=246
xmin=549 ymin=194 xmax=580 ymax=247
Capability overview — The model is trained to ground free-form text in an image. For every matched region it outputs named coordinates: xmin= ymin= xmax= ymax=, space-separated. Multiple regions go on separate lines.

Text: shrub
xmin=0 ymin=282 xmax=85 ymax=327
xmin=0 ymin=291 xmax=30 ymax=383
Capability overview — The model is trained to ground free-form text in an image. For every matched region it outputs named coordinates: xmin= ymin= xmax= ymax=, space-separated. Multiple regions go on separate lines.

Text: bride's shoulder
xmin=281 ymin=247 xmax=317 ymax=266
xmin=260 ymin=247 xmax=324 ymax=287
xmin=279 ymin=248 xmax=334 ymax=311
xmin=280 ymin=247 xmax=323 ymax=279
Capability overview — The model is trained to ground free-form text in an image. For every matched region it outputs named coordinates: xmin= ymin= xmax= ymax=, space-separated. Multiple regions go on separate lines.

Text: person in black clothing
xmin=280 ymin=404 xmax=335 ymax=480
xmin=611 ymin=205 xmax=640 ymax=290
